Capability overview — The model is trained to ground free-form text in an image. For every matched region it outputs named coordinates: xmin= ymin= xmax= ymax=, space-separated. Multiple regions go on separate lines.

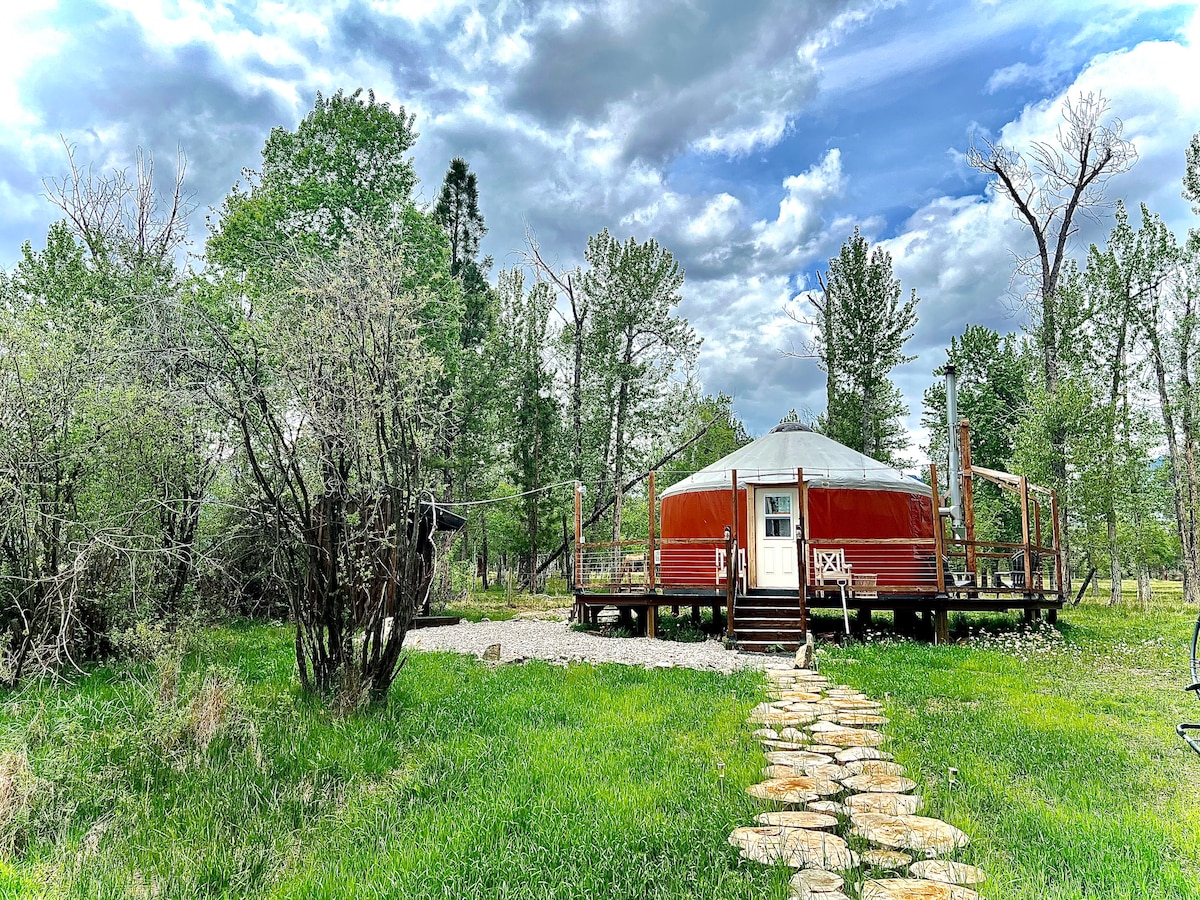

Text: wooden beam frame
xmin=647 ymin=471 xmax=656 ymax=593
xmin=930 ymin=462 xmax=946 ymax=594
xmin=796 ymin=467 xmax=808 ymax=638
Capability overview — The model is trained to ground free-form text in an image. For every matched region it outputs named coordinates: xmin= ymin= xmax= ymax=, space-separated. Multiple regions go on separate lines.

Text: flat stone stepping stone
xmin=836 ymin=746 xmax=894 ymax=763
xmin=756 ymin=810 xmax=839 ymax=830
xmin=742 ymin=830 xmax=860 ymax=870
xmin=780 ymin=726 xmax=808 ymax=742
xmin=809 ymin=720 xmax=847 ymax=733
xmin=776 ymin=691 xmax=824 ymax=702
xmin=804 ymin=743 xmax=841 ymax=754
xmin=806 ymin=799 xmax=846 ymax=816
xmin=908 ymin=861 xmax=987 ymax=886
xmin=863 ymin=849 xmax=913 ymax=870
xmin=748 ymin=776 xmax=843 ymax=803
xmin=752 ymin=727 xmax=780 ymax=740
xmin=845 ymin=793 xmax=924 ymax=815
xmin=762 ymin=740 xmax=811 ymax=751
xmin=819 ymin=727 xmax=886 ymax=747
xmin=764 ymin=762 xmax=846 ymax=781
xmin=790 ymin=868 xmax=845 ymax=899
xmin=765 ymin=750 xmax=835 ymax=767
xmin=828 ymin=697 xmax=883 ymax=708
xmin=841 ymin=774 xmax=918 ymax=794
xmin=843 ymin=760 xmax=907 ymax=777
xmin=729 ymin=825 xmax=789 ymax=851
xmin=749 ymin=708 xmax=819 ymax=726
xmin=850 ymin=813 xmax=970 ymax=855
xmin=807 ymin=763 xmax=849 ymax=781
xmin=859 ymin=878 xmax=981 ymax=900
xmin=836 ymin=713 xmax=890 ymax=726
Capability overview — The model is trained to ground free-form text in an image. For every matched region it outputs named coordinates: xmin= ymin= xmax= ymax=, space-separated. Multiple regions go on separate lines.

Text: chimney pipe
xmin=945 ymin=364 xmax=964 ymax=535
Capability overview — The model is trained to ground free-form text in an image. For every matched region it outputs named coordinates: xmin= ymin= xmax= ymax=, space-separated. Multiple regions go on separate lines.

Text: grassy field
xmin=0 ymin=624 xmax=774 ymax=899
xmin=814 ymin=582 xmax=1200 ymax=900
xmin=2 ymin=583 xmax=1199 ymax=898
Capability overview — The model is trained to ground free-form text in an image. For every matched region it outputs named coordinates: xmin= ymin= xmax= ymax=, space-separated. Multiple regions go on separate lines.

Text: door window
xmin=763 ymin=494 xmax=792 ymax=538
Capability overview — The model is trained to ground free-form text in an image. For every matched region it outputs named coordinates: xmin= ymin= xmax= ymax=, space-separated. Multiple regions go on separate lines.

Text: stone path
xmin=733 ymin=663 xmax=987 ymax=900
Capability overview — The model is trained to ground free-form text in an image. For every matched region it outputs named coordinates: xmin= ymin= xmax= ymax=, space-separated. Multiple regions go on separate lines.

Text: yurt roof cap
xmin=660 ymin=425 xmax=931 ymax=498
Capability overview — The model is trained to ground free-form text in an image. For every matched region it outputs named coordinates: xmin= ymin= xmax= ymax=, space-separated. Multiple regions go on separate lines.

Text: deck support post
xmin=1051 ymin=489 xmax=1063 ymax=598
xmin=648 ymin=472 xmax=657 ymax=593
xmin=796 ymin=467 xmax=809 ymax=639
xmin=724 ymin=525 xmax=735 ymax=639
xmin=646 ymin=603 xmax=657 ymax=638
xmin=574 ymin=483 xmax=583 ymax=589
xmin=727 ymin=467 xmax=738 ymax=639
xmin=934 ymin=609 xmax=950 ymax=645
xmin=1020 ymin=475 xmax=1034 ymax=618
xmin=930 ymin=463 xmax=946 ymax=594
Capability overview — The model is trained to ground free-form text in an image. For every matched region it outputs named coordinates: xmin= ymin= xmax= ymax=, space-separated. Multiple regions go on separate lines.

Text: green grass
xmin=0 ymin=624 xmax=776 ymax=899
xmin=815 ymin=583 xmax=1200 ymax=900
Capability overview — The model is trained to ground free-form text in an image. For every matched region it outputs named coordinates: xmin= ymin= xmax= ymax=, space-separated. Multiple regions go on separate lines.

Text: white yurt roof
xmin=660 ymin=423 xmax=931 ymax=499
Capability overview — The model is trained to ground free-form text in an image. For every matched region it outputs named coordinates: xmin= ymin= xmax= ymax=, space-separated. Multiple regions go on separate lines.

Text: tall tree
xmin=800 ymin=227 xmax=918 ymax=466
xmin=434 ymin=158 xmax=485 ymax=277
xmin=968 ymin=93 xmax=1136 ymax=584
xmin=580 ymin=230 xmax=701 ymax=541
xmin=495 ymin=270 xmax=561 ymax=588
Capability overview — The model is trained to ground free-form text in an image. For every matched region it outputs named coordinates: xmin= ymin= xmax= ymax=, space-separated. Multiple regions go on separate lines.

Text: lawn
xmin=814 ymin=583 xmax=1200 ymax=900
xmin=0 ymin=624 xmax=774 ymax=899
xmin=2 ymin=584 xmax=1199 ymax=899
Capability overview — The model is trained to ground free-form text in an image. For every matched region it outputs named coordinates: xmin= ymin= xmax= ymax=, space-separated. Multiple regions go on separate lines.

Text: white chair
xmin=813 ymin=549 xmax=853 ymax=635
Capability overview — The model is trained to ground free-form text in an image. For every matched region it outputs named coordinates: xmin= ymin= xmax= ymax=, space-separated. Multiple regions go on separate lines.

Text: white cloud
xmin=753 ymin=149 xmax=845 ymax=257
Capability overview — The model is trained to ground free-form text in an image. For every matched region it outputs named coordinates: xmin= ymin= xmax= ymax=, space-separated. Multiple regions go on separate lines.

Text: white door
xmin=755 ymin=488 xmax=799 ymax=589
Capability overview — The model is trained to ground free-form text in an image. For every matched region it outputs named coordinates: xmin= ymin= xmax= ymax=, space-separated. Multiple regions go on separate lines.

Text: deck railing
xmin=576 ymin=537 xmax=731 ymax=593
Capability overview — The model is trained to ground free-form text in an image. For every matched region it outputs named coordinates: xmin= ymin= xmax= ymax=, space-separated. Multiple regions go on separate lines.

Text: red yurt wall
xmin=657 ymin=485 xmax=933 ymax=588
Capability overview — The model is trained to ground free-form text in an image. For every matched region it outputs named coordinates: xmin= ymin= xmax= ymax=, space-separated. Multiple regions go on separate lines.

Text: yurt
xmin=658 ymin=423 xmax=934 ymax=591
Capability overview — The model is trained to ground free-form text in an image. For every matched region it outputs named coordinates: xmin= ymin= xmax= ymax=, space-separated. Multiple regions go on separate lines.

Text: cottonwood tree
xmin=579 ymin=230 xmax=701 ymax=541
xmin=198 ymin=223 xmax=449 ymax=700
xmin=207 ymin=88 xmax=419 ymax=294
xmin=494 ymin=269 xmax=562 ymax=587
xmin=968 ymin=93 xmax=1136 ymax=582
xmin=793 ymin=227 xmax=918 ymax=466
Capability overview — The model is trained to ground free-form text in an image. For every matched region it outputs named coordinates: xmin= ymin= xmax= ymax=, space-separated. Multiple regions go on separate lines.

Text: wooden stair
xmin=732 ymin=591 xmax=806 ymax=652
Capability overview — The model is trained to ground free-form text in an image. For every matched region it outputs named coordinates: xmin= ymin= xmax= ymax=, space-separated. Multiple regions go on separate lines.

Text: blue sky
xmin=2 ymin=0 xmax=1198 ymax=458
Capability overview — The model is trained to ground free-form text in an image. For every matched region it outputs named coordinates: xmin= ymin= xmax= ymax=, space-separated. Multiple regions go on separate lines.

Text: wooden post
xmin=796 ymin=467 xmax=808 ymax=638
xmin=930 ymin=463 xmax=945 ymax=594
xmin=648 ymin=471 xmax=657 ymax=593
xmin=647 ymin=602 xmax=657 ymax=638
xmin=934 ymin=609 xmax=950 ymax=645
xmin=1033 ymin=497 xmax=1042 ymax=591
xmin=728 ymin=469 xmax=739 ymax=631
xmin=1051 ymin=489 xmax=1063 ymax=595
xmin=958 ymin=419 xmax=976 ymax=580
xmin=574 ymin=482 xmax=583 ymax=590
xmin=1020 ymin=476 xmax=1033 ymax=591
xmin=724 ymin=526 xmax=735 ymax=638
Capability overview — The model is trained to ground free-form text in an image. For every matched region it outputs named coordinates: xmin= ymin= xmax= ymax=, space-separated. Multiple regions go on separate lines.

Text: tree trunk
xmin=480 ymin=516 xmax=489 ymax=590
xmin=1136 ymin=566 xmax=1152 ymax=607
xmin=1107 ymin=512 xmax=1122 ymax=606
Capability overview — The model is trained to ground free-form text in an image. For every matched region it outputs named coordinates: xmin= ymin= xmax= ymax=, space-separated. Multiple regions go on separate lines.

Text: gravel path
xmin=405 ymin=617 xmax=769 ymax=673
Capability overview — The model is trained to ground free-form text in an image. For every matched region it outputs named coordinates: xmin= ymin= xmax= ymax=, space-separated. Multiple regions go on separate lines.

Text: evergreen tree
xmin=812 ymin=227 xmax=918 ymax=466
